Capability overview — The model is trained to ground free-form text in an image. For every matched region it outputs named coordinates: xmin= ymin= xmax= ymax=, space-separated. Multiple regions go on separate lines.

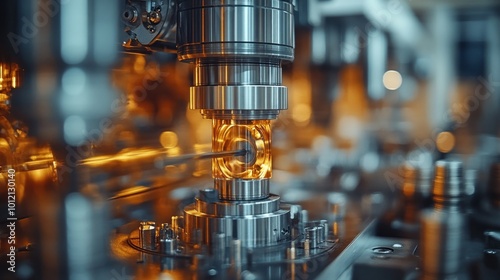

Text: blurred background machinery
xmin=1 ymin=0 xmax=500 ymax=279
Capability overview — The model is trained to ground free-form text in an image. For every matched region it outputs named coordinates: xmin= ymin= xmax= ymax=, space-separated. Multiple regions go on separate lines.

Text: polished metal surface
xmin=194 ymin=62 xmax=282 ymax=86
xmin=177 ymin=0 xmax=295 ymax=245
xmin=177 ymin=0 xmax=294 ymax=61
xmin=420 ymin=160 xmax=468 ymax=277
xmin=179 ymin=0 xmax=294 ymax=121
xmin=178 ymin=0 xmax=295 ymax=250
xmin=305 ymin=226 xmax=323 ymax=249
xmin=432 ymin=160 xmax=465 ymax=199
xmin=195 ymin=194 xmax=280 ymax=216
xmin=200 ymin=109 xmax=286 ymax=120
xmin=183 ymin=204 xmax=291 ymax=247
xmin=400 ymin=161 xmax=433 ymax=199
xmin=159 ymin=223 xmax=178 ymax=255
xmin=139 ymin=221 xmax=157 ymax=250
xmin=214 ymin=178 xmax=270 ymax=200
xmin=190 ymin=86 xmax=288 ymax=112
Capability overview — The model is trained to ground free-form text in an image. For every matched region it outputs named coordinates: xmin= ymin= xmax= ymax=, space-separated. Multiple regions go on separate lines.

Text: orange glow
xmin=436 ymin=132 xmax=455 ymax=153
xmin=212 ymin=119 xmax=271 ymax=179
xmin=159 ymin=131 xmax=179 ymax=148
xmin=331 ymin=64 xmax=369 ymax=149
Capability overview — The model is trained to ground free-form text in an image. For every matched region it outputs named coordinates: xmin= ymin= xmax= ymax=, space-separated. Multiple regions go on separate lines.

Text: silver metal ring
xmin=196 ymin=194 xmax=280 ymax=216
xmin=183 ymin=206 xmax=291 ymax=247
xmin=179 ymin=0 xmax=293 ymax=10
xmin=178 ymin=43 xmax=294 ymax=62
xmin=177 ymin=0 xmax=294 ymax=61
xmin=199 ymin=109 xmax=282 ymax=120
xmin=215 ymin=178 xmax=270 ymax=200
xmin=190 ymin=85 xmax=287 ymax=111
xmin=194 ymin=62 xmax=282 ymax=86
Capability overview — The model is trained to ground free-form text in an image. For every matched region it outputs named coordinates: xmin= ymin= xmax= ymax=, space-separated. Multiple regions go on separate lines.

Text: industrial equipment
xmin=1 ymin=0 xmax=499 ymax=279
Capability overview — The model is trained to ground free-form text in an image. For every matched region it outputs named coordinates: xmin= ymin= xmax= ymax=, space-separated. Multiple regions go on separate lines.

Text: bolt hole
xmin=372 ymin=247 xmax=394 ymax=254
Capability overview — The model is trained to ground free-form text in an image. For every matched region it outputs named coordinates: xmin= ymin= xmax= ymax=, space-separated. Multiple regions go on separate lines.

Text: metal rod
xmin=80 ymin=148 xmax=246 ymax=168
xmin=76 ymin=148 xmax=248 ymax=191
xmin=156 ymin=149 xmax=247 ymax=166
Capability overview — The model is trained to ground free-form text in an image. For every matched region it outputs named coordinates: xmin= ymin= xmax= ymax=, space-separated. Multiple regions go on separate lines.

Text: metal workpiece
xmin=180 ymin=0 xmax=294 ymax=120
xmin=305 ymin=227 xmax=320 ymax=249
xmin=160 ymin=238 xmax=178 ymax=254
xmin=420 ymin=160 xmax=468 ymax=277
xmin=183 ymin=203 xmax=291 ymax=247
xmin=420 ymin=207 xmax=468 ymax=277
xmin=139 ymin=221 xmax=157 ymax=250
xmin=214 ymin=178 xmax=270 ymax=201
xmin=432 ymin=160 xmax=465 ymax=199
xmin=177 ymin=0 xmax=295 ymax=61
xmin=122 ymin=0 xmax=178 ymax=51
xmin=179 ymin=0 xmax=294 ymax=119
xmin=159 ymin=223 xmax=175 ymax=240
xmin=171 ymin=0 xmax=295 ymax=267
xmin=159 ymin=223 xmax=178 ymax=254
xmin=303 ymin=220 xmax=329 ymax=247
xmin=400 ymin=162 xmax=433 ymax=199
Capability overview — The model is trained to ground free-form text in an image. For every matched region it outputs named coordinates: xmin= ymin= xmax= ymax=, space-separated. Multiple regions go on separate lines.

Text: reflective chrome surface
xmin=177 ymin=0 xmax=294 ymax=61
xmin=176 ymin=0 xmax=295 ymax=249
xmin=183 ymin=202 xmax=291 ymax=247
xmin=215 ymin=178 xmax=270 ymax=201
xmin=420 ymin=160 xmax=468 ymax=277
xmin=194 ymin=63 xmax=282 ymax=86
xmin=190 ymin=86 xmax=288 ymax=113
xmin=433 ymin=160 xmax=465 ymax=199
xmin=195 ymin=194 xmax=280 ymax=216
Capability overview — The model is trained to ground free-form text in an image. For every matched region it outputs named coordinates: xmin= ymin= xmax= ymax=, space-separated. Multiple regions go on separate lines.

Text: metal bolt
xmin=372 ymin=247 xmax=394 ymax=254
xmin=148 ymin=11 xmax=162 ymax=25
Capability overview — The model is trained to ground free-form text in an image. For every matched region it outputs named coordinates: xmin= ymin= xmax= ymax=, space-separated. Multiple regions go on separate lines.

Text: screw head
xmin=148 ymin=11 xmax=162 ymax=25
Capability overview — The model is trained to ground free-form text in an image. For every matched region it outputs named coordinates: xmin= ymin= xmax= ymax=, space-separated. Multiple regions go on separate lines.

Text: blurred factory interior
xmin=1 ymin=0 xmax=500 ymax=279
